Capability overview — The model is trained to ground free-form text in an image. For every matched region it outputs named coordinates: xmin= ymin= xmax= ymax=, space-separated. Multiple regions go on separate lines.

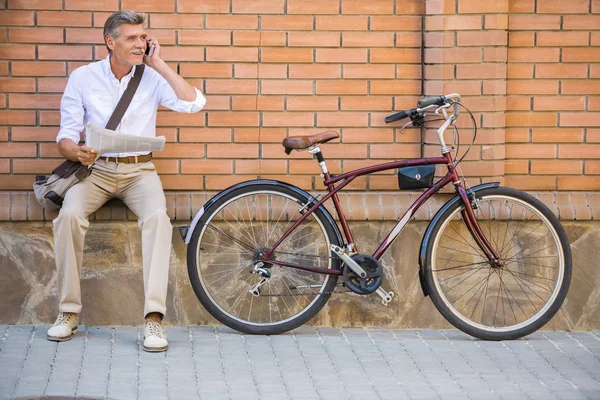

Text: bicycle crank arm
xmin=330 ymin=245 xmax=368 ymax=278
xmin=375 ymin=287 xmax=395 ymax=306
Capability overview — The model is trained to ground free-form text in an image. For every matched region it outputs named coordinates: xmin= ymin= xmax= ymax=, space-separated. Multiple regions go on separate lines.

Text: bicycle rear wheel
xmin=424 ymin=187 xmax=571 ymax=340
xmin=187 ymin=183 xmax=342 ymax=335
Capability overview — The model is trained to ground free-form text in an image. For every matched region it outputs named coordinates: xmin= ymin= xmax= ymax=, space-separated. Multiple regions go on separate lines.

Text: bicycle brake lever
xmin=400 ymin=120 xmax=413 ymax=134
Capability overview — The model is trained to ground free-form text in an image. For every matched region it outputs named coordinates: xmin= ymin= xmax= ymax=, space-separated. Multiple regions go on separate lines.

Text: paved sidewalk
xmin=0 ymin=326 xmax=599 ymax=400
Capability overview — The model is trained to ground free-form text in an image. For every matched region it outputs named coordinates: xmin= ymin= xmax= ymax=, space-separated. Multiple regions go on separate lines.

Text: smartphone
xmin=145 ymin=43 xmax=154 ymax=57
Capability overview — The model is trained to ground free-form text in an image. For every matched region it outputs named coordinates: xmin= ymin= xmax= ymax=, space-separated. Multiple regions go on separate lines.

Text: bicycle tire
xmin=187 ymin=182 xmax=342 ymax=335
xmin=424 ymin=186 xmax=571 ymax=340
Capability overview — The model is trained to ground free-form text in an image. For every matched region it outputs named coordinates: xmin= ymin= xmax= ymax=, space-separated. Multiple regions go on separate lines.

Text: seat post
xmin=308 ymin=145 xmax=328 ymax=175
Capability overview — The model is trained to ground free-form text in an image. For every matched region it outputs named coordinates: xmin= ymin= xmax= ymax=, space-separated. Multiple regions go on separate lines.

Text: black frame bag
xmin=33 ymin=64 xmax=145 ymax=211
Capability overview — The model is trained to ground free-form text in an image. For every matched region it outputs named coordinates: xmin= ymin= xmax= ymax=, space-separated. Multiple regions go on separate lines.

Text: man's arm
xmin=58 ymin=139 xmax=97 ymax=166
xmin=144 ymin=37 xmax=197 ymax=102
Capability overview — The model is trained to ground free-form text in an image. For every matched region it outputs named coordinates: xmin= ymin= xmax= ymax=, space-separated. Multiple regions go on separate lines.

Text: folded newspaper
xmin=85 ymin=122 xmax=166 ymax=157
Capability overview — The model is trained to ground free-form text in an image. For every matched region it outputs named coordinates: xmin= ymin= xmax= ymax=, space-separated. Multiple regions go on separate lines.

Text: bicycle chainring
xmin=342 ymin=254 xmax=382 ymax=295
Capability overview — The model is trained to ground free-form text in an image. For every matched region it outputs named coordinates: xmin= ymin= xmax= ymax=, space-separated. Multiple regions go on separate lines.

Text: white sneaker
xmin=143 ymin=320 xmax=168 ymax=352
xmin=47 ymin=312 xmax=78 ymax=341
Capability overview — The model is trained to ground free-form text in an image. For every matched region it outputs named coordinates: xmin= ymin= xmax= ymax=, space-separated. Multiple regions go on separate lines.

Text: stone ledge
xmin=1 ymin=190 xmax=599 ymax=222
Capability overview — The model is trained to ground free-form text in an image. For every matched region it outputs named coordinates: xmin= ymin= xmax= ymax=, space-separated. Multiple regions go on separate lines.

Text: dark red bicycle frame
xmin=264 ymin=151 xmax=501 ymax=276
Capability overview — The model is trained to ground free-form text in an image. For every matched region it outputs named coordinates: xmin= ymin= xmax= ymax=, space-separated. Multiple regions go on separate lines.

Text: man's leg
xmin=119 ymin=161 xmax=171 ymax=352
xmin=49 ymin=161 xmax=115 ymax=340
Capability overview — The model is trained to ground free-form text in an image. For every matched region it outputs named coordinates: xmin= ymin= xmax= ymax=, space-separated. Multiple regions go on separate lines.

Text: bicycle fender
xmin=417 ymin=182 xmax=500 ymax=297
xmin=183 ymin=179 xmax=343 ymax=246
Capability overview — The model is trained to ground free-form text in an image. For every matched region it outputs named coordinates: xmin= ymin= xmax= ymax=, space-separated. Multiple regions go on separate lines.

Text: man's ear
xmin=105 ymin=35 xmax=115 ymax=52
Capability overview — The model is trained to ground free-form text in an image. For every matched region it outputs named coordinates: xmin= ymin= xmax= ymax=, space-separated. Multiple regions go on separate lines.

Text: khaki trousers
xmin=53 ymin=159 xmax=172 ymax=317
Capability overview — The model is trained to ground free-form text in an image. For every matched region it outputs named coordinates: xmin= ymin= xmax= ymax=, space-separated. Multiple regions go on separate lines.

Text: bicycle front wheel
xmin=425 ymin=187 xmax=571 ymax=340
xmin=187 ymin=183 xmax=342 ymax=335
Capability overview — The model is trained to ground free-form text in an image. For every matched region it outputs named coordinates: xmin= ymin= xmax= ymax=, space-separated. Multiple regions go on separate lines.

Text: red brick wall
xmin=1 ymin=0 xmax=599 ymax=221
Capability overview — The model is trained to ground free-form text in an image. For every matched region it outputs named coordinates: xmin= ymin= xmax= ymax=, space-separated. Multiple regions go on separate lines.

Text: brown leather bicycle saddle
xmin=282 ymin=131 xmax=340 ymax=154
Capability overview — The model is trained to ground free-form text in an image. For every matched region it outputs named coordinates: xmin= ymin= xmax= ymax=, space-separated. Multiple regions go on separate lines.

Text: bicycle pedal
xmin=375 ymin=287 xmax=394 ymax=306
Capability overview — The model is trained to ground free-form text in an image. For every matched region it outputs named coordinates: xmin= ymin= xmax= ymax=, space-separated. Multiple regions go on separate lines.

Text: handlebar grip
xmin=384 ymin=110 xmax=411 ymax=124
xmin=417 ymin=96 xmax=446 ymax=108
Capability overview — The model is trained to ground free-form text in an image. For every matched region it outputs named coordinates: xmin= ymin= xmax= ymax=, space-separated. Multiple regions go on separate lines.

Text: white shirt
xmin=57 ymin=55 xmax=206 ymax=157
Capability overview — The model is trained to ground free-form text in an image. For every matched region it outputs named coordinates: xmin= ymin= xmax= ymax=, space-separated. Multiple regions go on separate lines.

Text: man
xmin=46 ymin=10 xmax=206 ymax=352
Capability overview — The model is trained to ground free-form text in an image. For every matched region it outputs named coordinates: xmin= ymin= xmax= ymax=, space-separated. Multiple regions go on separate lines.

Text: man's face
xmin=106 ymin=24 xmax=147 ymax=66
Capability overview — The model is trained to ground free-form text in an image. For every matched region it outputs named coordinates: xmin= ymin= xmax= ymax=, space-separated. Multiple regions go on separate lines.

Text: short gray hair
xmin=103 ymin=10 xmax=145 ymax=54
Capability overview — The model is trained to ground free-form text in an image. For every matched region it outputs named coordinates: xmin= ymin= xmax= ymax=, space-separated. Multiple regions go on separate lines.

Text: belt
xmin=103 ymin=153 xmax=152 ymax=164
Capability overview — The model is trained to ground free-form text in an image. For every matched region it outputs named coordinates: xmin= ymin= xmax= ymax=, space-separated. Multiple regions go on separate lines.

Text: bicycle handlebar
xmin=384 ymin=93 xmax=461 ymax=124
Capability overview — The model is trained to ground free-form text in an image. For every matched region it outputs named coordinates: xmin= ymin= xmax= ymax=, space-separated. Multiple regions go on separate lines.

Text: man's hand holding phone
xmin=143 ymin=38 xmax=160 ymax=68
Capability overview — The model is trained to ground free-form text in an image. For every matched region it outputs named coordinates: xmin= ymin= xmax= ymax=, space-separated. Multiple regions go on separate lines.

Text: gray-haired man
xmin=47 ymin=10 xmax=206 ymax=352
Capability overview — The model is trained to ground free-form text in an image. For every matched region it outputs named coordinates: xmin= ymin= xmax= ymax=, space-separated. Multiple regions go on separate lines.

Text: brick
xmin=38 ymin=45 xmax=92 ymax=60
xmin=262 ymin=112 xmax=314 ymax=127
xmin=371 ymin=80 xmax=420 ymax=95
xmin=121 ymin=0 xmax=173 ymax=12
xmin=371 ymin=48 xmax=420 ymax=63
xmin=371 ymin=143 xmax=420 ymax=159
xmin=506 ymin=143 xmax=556 ymax=159
xmin=205 ymin=15 xmax=258 ymax=30
xmin=507 ymin=65 xmax=533 ymax=79
xmin=457 ymin=31 xmax=507 ymax=47
xmin=559 ymin=144 xmax=600 ymax=159
xmin=506 ymin=112 xmax=557 ymax=127
xmin=8 ymin=0 xmax=62 ymax=9
xmin=261 ymin=80 xmax=312 ymax=95
xmin=424 ymin=64 xmax=454 ymax=79
xmin=537 ymin=0 xmax=589 ymax=13
xmin=316 ymin=48 xmax=367 ymax=63
xmin=534 ymin=97 xmax=585 ymax=111
xmin=483 ymin=48 xmax=507 ymax=62
xmin=153 ymin=159 xmax=179 ymax=174
xmin=341 ymin=97 xmax=392 ymax=111
xmin=261 ymin=16 xmax=313 ymax=30
xmin=37 ymin=78 xmax=67 ymax=93
xmin=531 ymin=160 xmax=582 ymax=175
xmin=508 ymin=32 xmax=534 ymax=47
xmin=0 ymin=11 xmax=34 ymax=25
xmin=234 ymin=63 xmax=287 ymax=79
xmin=0 ymin=44 xmax=34 ymax=59
xmin=262 ymin=48 xmax=312 ymax=63
xmin=537 ymin=32 xmax=590 ymax=47
xmin=508 ymin=0 xmax=535 ymax=12
xmin=425 ymin=48 xmax=481 ymax=64
xmin=505 ymin=160 xmax=529 ymax=174
xmin=64 ymin=0 xmax=118 ymax=11
xmin=0 ymin=62 xmax=6 ymax=75
xmin=589 ymin=129 xmax=600 ymax=142
xmin=531 ymin=128 xmax=583 ymax=143
xmin=181 ymin=160 xmax=233 ymax=174
xmin=11 ymin=126 xmax=57 ymax=141
xmin=38 ymin=11 xmax=91 ymax=27
xmin=585 ymin=161 xmax=600 ymax=174
xmin=344 ymin=65 xmax=394 ymax=79
xmin=508 ymin=48 xmax=559 ymax=63
xmin=207 ymin=143 xmax=258 ymax=158
xmin=342 ymin=32 xmax=394 ymax=47
xmin=179 ymin=31 xmax=231 ymax=46
xmin=235 ymin=159 xmax=286 ymax=174
xmin=287 ymin=0 xmax=339 ymax=14
xmin=290 ymin=159 xmax=340 ymax=174
xmin=232 ymin=0 xmax=284 ymax=14
xmin=342 ymin=128 xmax=393 ymax=142
xmin=315 ymin=16 xmax=368 ymax=31
xmin=563 ymin=48 xmax=600 ymax=63
xmin=425 ymin=15 xmax=481 ymax=31
xmin=208 ymin=112 xmax=259 ymax=127
xmin=592 ymin=32 xmax=600 ymax=46
xmin=509 ymin=15 xmax=561 ymax=30
xmin=483 ymin=14 xmax=508 ymax=30
xmin=457 ymin=64 xmax=506 ymax=79
xmin=563 ymin=16 xmax=600 ymax=30
xmin=506 ymin=175 xmax=556 ymax=190
xmin=232 ymin=32 xmax=285 ymax=47
xmin=342 ymin=0 xmax=394 ymax=14
xmin=507 ymin=80 xmax=558 ymax=95
xmin=9 ymin=94 xmax=61 ymax=109
xmin=232 ymin=96 xmax=284 ymax=111
xmin=424 ymin=79 xmax=481 ymax=95
xmin=155 ymin=144 xmax=205 ymax=159
xmin=205 ymin=79 xmax=257 ymax=95
xmin=458 ymin=0 xmax=508 ymax=13
xmin=176 ymin=0 xmax=228 ymax=13
xmin=150 ymin=14 xmax=203 ymax=28
xmin=506 ymin=128 xmax=529 ymax=142
xmin=0 ymin=110 xmax=35 ymax=125
xmin=206 ymin=47 xmax=257 ymax=62
xmin=424 ymin=32 xmax=455 ymax=48
xmin=560 ymin=113 xmax=600 ymax=127
xmin=179 ymin=127 xmax=231 ymax=142
xmin=233 ymin=128 xmax=284 ymax=143
xmin=162 ymin=175 xmax=204 ymax=190
xmin=9 ymin=27 xmax=63 ymax=43
xmin=180 ymin=63 xmax=232 ymax=78
xmin=316 ymin=80 xmax=367 ymax=95
xmin=286 ymin=96 xmax=338 ymax=111
xmin=558 ymin=176 xmax=600 ymax=191
xmin=289 ymin=64 xmax=340 ymax=79
xmin=536 ymin=64 xmax=587 ymax=79
xmin=0 ymin=143 xmax=36 ymax=157
xmin=288 ymin=32 xmax=340 ymax=47
xmin=317 ymin=112 xmax=367 ymax=127
xmin=12 ymin=159 xmax=61 ymax=173
xmin=157 ymin=47 xmax=203 ymax=62
xmin=39 ymin=110 xmax=60 ymax=125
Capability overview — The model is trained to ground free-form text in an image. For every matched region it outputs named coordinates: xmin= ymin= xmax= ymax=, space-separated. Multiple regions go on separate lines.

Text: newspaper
xmin=85 ymin=122 xmax=166 ymax=157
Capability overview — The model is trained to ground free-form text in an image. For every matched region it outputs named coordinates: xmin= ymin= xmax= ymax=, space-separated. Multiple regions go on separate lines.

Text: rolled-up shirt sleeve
xmin=56 ymin=69 xmax=85 ymax=145
xmin=157 ymin=74 xmax=206 ymax=113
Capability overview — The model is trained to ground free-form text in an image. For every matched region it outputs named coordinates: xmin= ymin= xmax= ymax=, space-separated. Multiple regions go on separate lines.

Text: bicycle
xmin=179 ymin=93 xmax=571 ymax=341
